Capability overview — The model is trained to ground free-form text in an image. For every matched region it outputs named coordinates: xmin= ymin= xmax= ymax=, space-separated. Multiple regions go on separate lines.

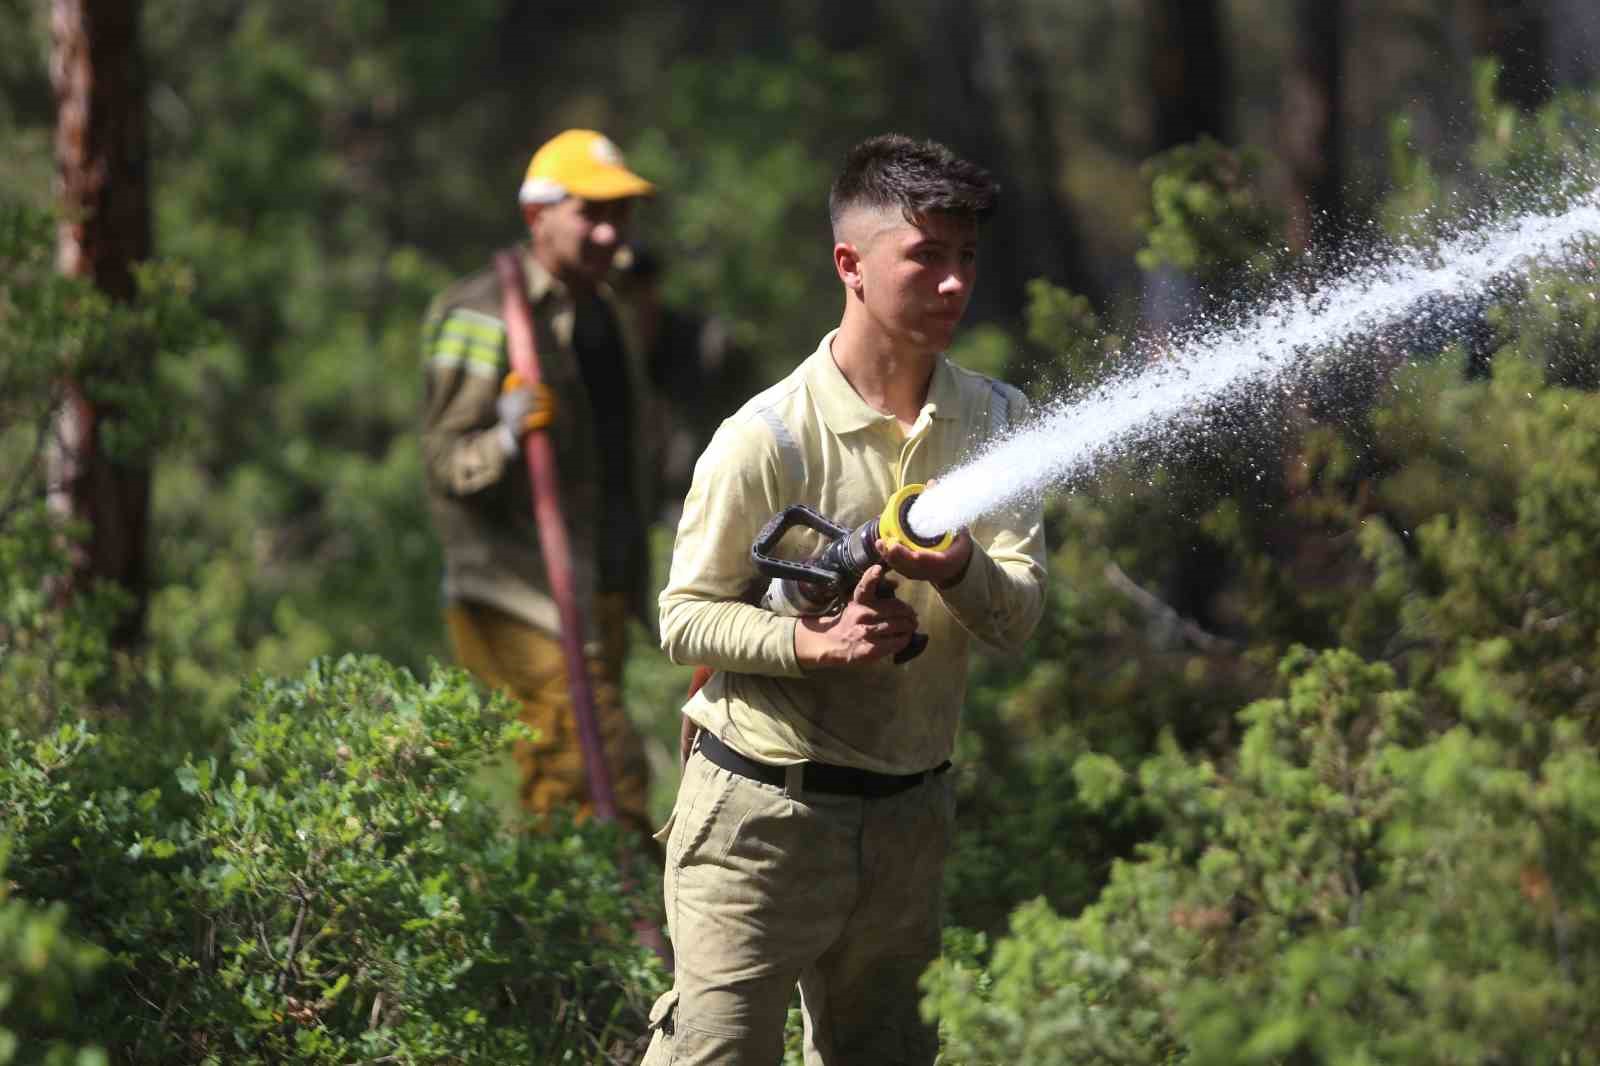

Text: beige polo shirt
xmin=659 ymin=330 xmax=1048 ymax=775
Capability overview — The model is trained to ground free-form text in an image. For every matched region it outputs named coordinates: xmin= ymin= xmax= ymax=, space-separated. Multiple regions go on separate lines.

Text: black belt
xmin=697 ymin=731 xmax=949 ymax=799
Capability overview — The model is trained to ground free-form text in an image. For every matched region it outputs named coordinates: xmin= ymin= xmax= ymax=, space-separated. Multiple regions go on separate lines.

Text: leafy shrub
xmin=1135 ymin=137 xmax=1284 ymax=291
xmin=1 ymin=660 xmax=667 ymax=1065
xmin=0 ymin=724 xmax=108 ymax=1066
xmin=929 ymin=643 xmax=1600 ymax=1064
xmin=0 ymin=865 xmax=107 ymax=1066
xmin=0 ymin=200 xmax=207 ymax=727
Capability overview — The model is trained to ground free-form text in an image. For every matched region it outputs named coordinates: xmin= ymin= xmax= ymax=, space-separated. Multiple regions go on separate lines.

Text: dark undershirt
xmin=570 ymin=295 xmax=638 ymax=594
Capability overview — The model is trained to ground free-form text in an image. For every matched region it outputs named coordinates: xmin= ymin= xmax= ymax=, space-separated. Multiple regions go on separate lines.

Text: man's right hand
xmin=496 ymin=372 xmax=556 ymax=454
xmin=793 ymin=564 xmax=919 ymax=668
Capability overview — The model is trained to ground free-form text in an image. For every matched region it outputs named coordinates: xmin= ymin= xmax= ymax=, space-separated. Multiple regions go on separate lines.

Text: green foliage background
xmin=3 ymin=1 xmax=1600 ymax=1060
xmin=925 ymin=75 xmax=1600 ymax=1063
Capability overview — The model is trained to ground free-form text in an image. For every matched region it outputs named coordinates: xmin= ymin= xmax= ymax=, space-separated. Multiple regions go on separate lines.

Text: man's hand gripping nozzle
xmin=750 ymin=484 xmax=953 ymax=664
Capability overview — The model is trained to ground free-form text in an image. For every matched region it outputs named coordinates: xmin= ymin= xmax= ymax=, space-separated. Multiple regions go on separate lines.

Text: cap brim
xmin=567 ymin=168 xmax=656 ymax=201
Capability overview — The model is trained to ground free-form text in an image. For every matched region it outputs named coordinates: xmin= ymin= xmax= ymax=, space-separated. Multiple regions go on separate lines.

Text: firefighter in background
xmin=419 ymin=129 xmax=658 ymax=855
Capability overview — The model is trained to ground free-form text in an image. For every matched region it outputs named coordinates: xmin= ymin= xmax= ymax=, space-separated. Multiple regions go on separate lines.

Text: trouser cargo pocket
xmin=652 ymin=811 xmax=675 ymax=845
xmin=640 ymin=990 xmax=678 ymax=1064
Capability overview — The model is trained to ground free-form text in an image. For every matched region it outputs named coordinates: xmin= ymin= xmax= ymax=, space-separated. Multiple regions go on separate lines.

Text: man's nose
xmin=938 ymin=270 xmax=967 ymax=295
xmin=591 ymin=222 xmax=620 ymax=246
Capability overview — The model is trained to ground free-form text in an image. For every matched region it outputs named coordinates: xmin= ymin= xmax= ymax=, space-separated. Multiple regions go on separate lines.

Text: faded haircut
xmin=828 ymin=134 xmax=998 ymax=240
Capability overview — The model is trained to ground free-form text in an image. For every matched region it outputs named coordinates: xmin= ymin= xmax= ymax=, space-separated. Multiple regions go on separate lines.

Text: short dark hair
xmin=828 ymin=134 xmax=998 ymax=237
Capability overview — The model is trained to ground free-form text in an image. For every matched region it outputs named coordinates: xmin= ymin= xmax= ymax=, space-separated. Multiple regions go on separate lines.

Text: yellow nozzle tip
xmin=879 ymin=484 xmax=954 ymax=552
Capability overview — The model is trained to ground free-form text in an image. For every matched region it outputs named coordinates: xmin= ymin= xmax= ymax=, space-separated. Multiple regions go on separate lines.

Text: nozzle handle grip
xmin=751 ymin=504 xmax=852 ymax=586
xmin=895 ymin=633 xmax=929 ymax=664
xmin=875 ymin=578 xmax=929 ymax=665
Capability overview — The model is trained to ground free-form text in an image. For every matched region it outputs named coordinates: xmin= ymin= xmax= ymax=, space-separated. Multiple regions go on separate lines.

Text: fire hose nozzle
xmin=878 ymin=484 xmax=954 ymax=553
xmin=749 ymin=485 xmax=953 ymax=664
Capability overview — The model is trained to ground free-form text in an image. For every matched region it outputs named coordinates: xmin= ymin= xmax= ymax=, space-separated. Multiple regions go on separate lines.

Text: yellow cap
xmin=518 ymin=129 xmax=656 ymax=206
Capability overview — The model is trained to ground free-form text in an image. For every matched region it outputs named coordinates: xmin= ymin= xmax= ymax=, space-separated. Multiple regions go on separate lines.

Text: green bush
xmin=0 ymin=200 xmax=207 ymax=727
xmin=928 ymin=643 xmax=1600 ymax=1064
xmin=0 ymin=869 xmax=107 ymax=1066
xmin=1135 ymin=137 xmax=1284 ymax=290
xmin=1 ymin=659 xmax=667 ymax=1064
xmin=0 ymin=728 xmax=108 ymax=1066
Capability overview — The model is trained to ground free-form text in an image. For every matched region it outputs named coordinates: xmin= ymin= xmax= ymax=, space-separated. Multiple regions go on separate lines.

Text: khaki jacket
xmin=420 ymin=246 xmax=655 ymax=641
xmin=659 ymin=331 xmax=1048 ymax=774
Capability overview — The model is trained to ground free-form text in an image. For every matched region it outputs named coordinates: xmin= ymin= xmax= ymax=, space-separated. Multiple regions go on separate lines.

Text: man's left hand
xmin=876 ymin=529 xmax=974 ymax=589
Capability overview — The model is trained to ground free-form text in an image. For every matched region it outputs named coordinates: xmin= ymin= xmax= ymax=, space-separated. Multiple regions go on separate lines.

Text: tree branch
xmin=275 ymin=896 xmax=308 ymax=993
xmin=1103 ymin=561 xmax=1239 ymax=653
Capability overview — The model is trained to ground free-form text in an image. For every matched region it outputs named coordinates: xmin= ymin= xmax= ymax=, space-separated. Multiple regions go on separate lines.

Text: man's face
xmin=842 ymin=208 xmax=978 ymax=353
xmin=530 ymin=196 xmax=634 ymax=285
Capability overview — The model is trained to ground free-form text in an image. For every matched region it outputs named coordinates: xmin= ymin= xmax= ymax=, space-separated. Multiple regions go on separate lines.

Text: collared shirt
xmin=659 ymin=330 xmax=1048 ymax=774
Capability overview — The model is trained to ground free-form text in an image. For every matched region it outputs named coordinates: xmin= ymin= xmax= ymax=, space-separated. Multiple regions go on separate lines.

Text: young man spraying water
xmin=646 ymin=135 xmax=1047 ymax=1064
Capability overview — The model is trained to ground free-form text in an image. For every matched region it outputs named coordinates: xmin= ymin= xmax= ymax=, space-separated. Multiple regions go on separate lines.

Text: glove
xmin=496 ymin=372 xmax=556 ymax=455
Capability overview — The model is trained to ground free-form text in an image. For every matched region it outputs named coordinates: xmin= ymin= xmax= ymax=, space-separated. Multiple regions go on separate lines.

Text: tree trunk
xmin=1464 ymin=0 xmax=1552 ymax=109
xmin=922 ymin=0 xmax=1096 ymax=320
xmin=49 ymin=0 xmax=153 ymax=648
xmin=1003 ymin=20 xmax=1100 ymax=307
xmin=1145 ymin=0 xmax=1228 ymax=150
xmin=815 ymin=0 xmax=882 ymax=52
xmin=920 ymin=0 xmax=1019 ymax=322
xmin=1544 ymin=0 xmax=1600 ymax=90
xmin=1281 ymin=0 xmax=1344 ymax=256
xmin=1142 ymin=0 xmax=1228 ymax=333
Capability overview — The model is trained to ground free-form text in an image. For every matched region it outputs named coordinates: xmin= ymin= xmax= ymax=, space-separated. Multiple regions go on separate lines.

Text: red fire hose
xmin=493 ymin=250 xmax=618 ymax=822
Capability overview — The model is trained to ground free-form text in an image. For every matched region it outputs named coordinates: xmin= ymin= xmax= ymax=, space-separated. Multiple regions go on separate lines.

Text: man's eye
xmin=960 ymin=250 xmax=977 ymax=265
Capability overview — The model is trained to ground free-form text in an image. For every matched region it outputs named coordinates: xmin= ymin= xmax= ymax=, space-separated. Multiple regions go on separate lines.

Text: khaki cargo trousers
xmin=444 ymin=595 xmax=655 ymax=855
xmin=642 ymin=741 xmax=954 ymax=1065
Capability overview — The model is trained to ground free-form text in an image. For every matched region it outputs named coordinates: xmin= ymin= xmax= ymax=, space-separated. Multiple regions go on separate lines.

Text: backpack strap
xmin=988 ymin=379 xmax=1017 ymax=439
xmin=754 ymin=402 xmax=806 ymax=495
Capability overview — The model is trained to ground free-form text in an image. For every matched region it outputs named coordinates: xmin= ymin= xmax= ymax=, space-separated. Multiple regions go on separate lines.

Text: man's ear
xmin=834 ymin=241 xmax=863 ymax=293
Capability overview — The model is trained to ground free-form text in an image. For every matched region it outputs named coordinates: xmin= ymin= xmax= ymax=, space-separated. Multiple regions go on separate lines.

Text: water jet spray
xmin=909 ymin=191 xmax=1600 ymax=536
